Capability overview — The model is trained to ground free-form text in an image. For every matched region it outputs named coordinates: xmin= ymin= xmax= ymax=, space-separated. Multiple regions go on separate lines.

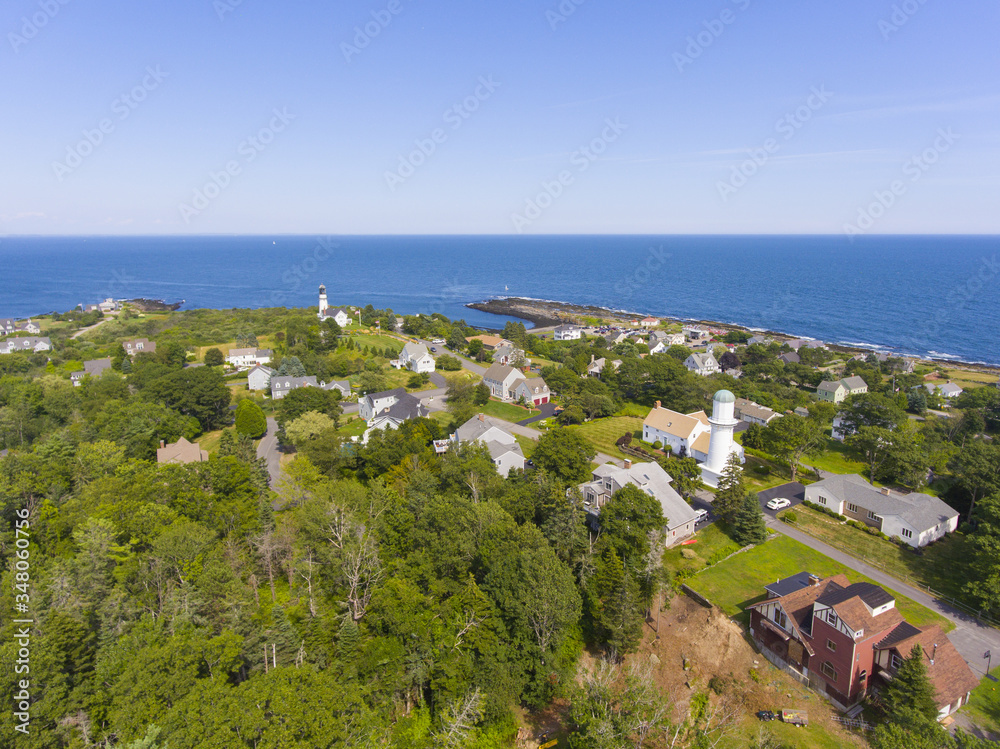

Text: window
xmin=868 ymin=510 xmax=879 ymax=521
xmin=773 ymin=608 xmax=787 ymax=629
xmin=890 ymin=654 xmax=903 ymax=670
xmin=827 ymin=639 xmax=837 ymax=652
xmin=821 ymin=662 xmax=837 ymax=680
xmin=818 ymin=496 xmax=828 ymax=506
xmin=825 ymin=609 xmax=837 ymax=626
xmin=847 ymin=503 xmax=859 ymax=514
xmin=901 ymin=528 xmax=913 ymax=539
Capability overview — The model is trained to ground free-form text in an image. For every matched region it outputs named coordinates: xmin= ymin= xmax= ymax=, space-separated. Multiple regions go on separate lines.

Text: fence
xmin=832 ymin=716 xmax=875 ymax=731
xmin=781 ymin=517 xmax=1000 ymax=628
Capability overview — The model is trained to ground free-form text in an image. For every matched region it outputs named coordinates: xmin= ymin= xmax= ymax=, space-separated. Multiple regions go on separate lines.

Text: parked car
xmin=766 ymin=497 xmax=791 ymax=510
xmin=430 ymin=347 xmax=437 ymax=352
xmin=694 ymin=509 xmax=709 ymax=524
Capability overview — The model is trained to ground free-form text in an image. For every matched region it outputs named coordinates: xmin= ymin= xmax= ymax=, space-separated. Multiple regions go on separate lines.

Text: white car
xmin=766 ymin=498 xmax=791 ymax=511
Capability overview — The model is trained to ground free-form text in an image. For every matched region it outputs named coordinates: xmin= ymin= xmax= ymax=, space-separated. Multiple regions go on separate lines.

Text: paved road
xmin=257 ymin=417 xmax=283 ymax=489
xmin=766 ymin=516 xmax=1000 ymax=676
xmin=70 ymin=317 xmax=111 ymax=339
xmin=517 ymin=402 xmax=558 ymax=426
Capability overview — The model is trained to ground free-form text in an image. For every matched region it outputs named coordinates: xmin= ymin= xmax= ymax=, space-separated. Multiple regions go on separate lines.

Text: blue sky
xmin=1 ymin=0 xmax=997 ymax=234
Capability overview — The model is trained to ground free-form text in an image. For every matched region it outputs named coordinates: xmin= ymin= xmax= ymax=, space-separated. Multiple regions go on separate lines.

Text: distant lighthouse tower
xmin=700 ymin=389 xmax=743 ymax=488
xmin=317 ymin=284 xmax=329 ymax=320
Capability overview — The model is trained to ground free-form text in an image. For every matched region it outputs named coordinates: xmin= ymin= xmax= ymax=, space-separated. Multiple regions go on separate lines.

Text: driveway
xmin=517 ymin=402 xmax=558 ymax=426
xmin=256 ymin=417 xmax=283 ymax=490
xmin=757 ymin=482 xmax=806 ymax=517
xmin=767 ymin=517 xmax=1000 ymax=676
xmin=70 ymin=316 xmax=111 ymax=339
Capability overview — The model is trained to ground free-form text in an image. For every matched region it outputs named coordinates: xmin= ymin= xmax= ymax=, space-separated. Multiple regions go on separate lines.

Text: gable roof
xmin=455 ymin=414 xmax=517 ymax=445
xmin=841 ymin=376 xmax=868 ymax=389
xmin=765 ymin=571 xmax=820 ymax=598
xmin=748 ymin=574 xmax=853 ymax=656
xmin=483 ymin=363 xmax=520 ymax=383
xmin=810 ymin=474 xmax=959 ymax=531
xmin=686 ymin=352 xmax=718 ymax=368
xmin=877 ymin=624 xmax=979 ymax=708
xmin=157 ymin=437 xmax=208 ymax=464
xmin=585 ymin=461 xmax=696 ymax=529
xmin=643 ymin=405 xmax=708 ymax=440
xmin=817 ymin=380 xmax=845 ymax=393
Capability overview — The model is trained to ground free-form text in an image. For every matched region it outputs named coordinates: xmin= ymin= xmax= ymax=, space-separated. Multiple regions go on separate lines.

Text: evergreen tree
xmin=731 ymin=491 xmax=767 ymax=546
xmin=120 ymin=355 xmax=133 ymax=374
xmin=881 ymin=643 xmax=939 ymax=726
xmin=235 ymin=399 xmax=267 ymax=439
xmin=712 ymin=452 xmax=746 ymax=524
xmin=592 ymin=550 xmax=643 ymax=659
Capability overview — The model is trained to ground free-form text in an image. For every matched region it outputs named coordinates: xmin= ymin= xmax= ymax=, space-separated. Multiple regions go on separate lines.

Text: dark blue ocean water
xmin=1 ymin=235 xmax=998 ymax=365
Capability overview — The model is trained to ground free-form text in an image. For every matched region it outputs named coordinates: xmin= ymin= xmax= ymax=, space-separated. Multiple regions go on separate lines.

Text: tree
xmin=598 ymin=484 xmax=664 ymax=572
xmin=881 ymin=644 xmax=939 ymax=727
xmin=731 ymin=491 xmax=767 ymax=546
xmin=276 ymin=356 xmax=306 ymax=377
xmin=235 ymin=399 xmax=267 ymax=439
xmin=204 ymin=348 xmax=224 ymax=367
xmin=742 ymin=422 xmax=766 ymax=450
xmin=592 ymin=550 xmax=643 ymax=658
xmin=437 ymin=353 xmax=461 ymax=371
xmin=953 ymin=441 xmax=1000 ymax=520
xmin=760 ymin=415 xmax=823 ymax=481
xmin=659 ymin=456 xmax=704 ymax=498
xmin=837 ymin=392 xmax=907 ymax=436
xmin=712 ymin=453 xmax=746 ymax=524
xmin=142 ymin=366 xmax=232 ymax=432
xmin=532 ymin=429 xmax=596 ymax=486
xmin=276 ymin=386 xmax=343 ymax=428
xmin=718 ymin=351 xmax=741 ymax=372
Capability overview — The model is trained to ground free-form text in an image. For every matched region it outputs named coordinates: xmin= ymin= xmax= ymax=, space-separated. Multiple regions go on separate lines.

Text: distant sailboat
xmin=505 ymin=285 xmax=509 ymax=291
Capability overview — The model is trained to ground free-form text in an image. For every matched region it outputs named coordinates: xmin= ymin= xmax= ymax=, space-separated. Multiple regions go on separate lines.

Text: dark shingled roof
xmin=875 ymin=621 xmax=923 ymax=650
xmin=817 ymin=581 xmax=894 ymax=610
xmin=764 ymin=572 xmax=818 ymax=598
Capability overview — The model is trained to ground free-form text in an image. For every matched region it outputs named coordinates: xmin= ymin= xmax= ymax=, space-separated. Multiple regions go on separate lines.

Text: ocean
xmin=1 ymin=235 xmax=998 ymax=365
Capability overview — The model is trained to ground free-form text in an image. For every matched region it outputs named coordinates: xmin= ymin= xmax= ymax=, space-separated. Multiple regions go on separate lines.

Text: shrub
xmin=234 ymin=399 xmax=267 ymax=439
xmin=680 ymin=548 xmax=697 ymax=559
xmin=782 ymin=510 xmax=798 ymax=524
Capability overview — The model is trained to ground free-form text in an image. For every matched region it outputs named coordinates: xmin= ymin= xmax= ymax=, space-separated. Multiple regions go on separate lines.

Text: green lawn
xmin=800 ymin=438 xmax=868 ymax=476
xmin=780 ymin=504 xmax=975 ymax=606
xmin=481 ymin=399 xmax=540 ymax=423
xmin=662 ymin=523 xmax=740 ymax=577
xmin=962 ymin=666 xmax=1000 ymax=738
xmin=337 ymin=416 xmax=369 ymax=439
xmin=198 ymin=429 xmax=225 ymax=455
xmin=688 ymin=534 xmax=953 ymax=631
xmin=514 ymin=435 xmax=537 ymax=459
xmin=614 ymin=401 xmax=652 ymax=418
xmin=566 ymin=416 xmax=644 ymax=458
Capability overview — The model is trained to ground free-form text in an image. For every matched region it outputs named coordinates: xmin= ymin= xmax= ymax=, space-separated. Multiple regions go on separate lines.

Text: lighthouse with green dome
xmin=700 ymin=389 xmax=743 ymax=488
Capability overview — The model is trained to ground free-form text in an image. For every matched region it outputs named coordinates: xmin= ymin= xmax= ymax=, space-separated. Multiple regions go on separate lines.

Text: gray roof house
xmin=925 ymin=381 xmax=964 ymax=399
xmin=779 ymin=352 xmax=801 ymax=365
xmin=361 ymin=387 xmax=429 ymax=443
xmin=804 ymin=474 xmax=959 ymax=548
xmin=684 ymin=352 xmax=720 ymax=376
xmin=575 ymin=460 xmax=698 ymax=546
xmin=271 ymin=375 xmax=320 ymax=400
xmin=734 ymin=398 xmax=781 ymax=426
xmin=71 ymin=358 xmax=113 ymax=386
xmin=247 ymin=364 xmax=276 ymax=392
xmin=0 ymin=319 xmax=15 ymax=335
xmin=1 ymin=337 xmax=52 ymax=355
xmin=452 ymin=413 xmax=525 ymax=477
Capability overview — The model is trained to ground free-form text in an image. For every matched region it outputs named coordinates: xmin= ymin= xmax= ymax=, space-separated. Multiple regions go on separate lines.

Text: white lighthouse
xmin=317 ymin=284 xmax=329 ymax=319
xmin=700 ymin=389 xmax=744 ymax=488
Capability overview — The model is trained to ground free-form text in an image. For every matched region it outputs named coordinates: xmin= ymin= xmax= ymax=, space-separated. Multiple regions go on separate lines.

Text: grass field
xmin=662 ymin=523 xmax=740 ymax=577
xmin=198 ymin=429 xmax=225 ymax=455
xmin=944 ymin=368 xmax=997 ymax=389
xmin=481 ymin=399 xmax=540 ymax=422
xmin=962 ymin=666 xmax=1000 ymax=738
xmin=688 ymin=534 xmax=954 ymax=632
xmin=337 ymin=416 xmax=368 ymax=439
xmin=514 ymin=434 xmax=537 ymax=458
xmin=799 ymin=437 xmax=868 ymax=476
xmin=566 ymin=416 xmax=644 ymax=458
xmin=780 ymin=504 xmax=975 ymax=605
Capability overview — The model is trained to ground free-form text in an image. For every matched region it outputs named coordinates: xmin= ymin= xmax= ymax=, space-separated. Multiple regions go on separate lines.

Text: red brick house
xmin=747 ymin=573 xmax=978 ymax=717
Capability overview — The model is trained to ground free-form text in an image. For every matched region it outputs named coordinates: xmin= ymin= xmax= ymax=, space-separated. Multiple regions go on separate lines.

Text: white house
xmin=553 ymin=324 xmax=583 ymax=341
xmin=575 ymin=460 xmax=698 ymax=546
xmin=226 ymin=348 xmax=273 ymax=369
xmin=684 ymin=352 xmax=720 ymax=376
xmin=0 ymin=318 xmax=16 ymax=335
xmin=804 ymin=474 xmax=959 ymax=548
xmin=271 ymin=376 xmax=320 ymax=400
xmin=400 ymin=342 xmax=436 ymax=373
xmin=512 ymin=376 xmax=550 ymax=406
xmin=639 ymin=317 xmax=660 ymax=328
xmin=0 ymin=337 xmax=52 ymax=355
xmin=734 ymin=398 xmax=781 ymax=426
xmin=452 ymin=413 xmax=525 ymax=477
xmin=317 ymin=285 xmax=352 ymax=326
xmin=14 ymin=320 xmax=41 ymax=335
xmin=483 ymin=364 xmax=526 ymax=400
xmin=587 ymin=356 xmax=621 ymax=378
xmin=360 ymin=387 xmax=429 ymax=443
xmin=643 ymin=400 xmax=712 ymax=458
xmin=925 ymin=381 xmax=963 ymax=400
xmin=247 ymin=364 xmax=275 ymax=392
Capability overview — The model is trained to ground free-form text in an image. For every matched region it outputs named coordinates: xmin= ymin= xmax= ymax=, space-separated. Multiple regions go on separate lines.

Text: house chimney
xmin=931 ymin=643 xmax=937 ymax=665
xmin=655 ymin=400 xmax=661 ymax=409
xmin=624 ymin=459 xmax=632 ymax=469
xmin=881 ymin=486 xmax=891 ymax=495
xmin=590 ymin=354 xmax=595 ymax=364
xmin=160 ymin=440 xmax=165 ymax=448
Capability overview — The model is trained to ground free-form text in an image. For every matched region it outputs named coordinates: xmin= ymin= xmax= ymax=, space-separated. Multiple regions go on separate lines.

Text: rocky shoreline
xmin=468 ymin=297 xmax=999 ymax=374
xmin=126 ymin=298 xmax=184 ymax=312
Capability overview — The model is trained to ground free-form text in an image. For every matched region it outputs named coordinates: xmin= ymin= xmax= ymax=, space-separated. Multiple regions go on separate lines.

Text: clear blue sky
xmin=1 ymin=0 xmax=997 ymax=234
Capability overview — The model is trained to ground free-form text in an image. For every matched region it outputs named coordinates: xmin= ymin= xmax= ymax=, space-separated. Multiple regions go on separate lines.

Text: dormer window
xmin=825 ymin=609 xmax=837 ymax=626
